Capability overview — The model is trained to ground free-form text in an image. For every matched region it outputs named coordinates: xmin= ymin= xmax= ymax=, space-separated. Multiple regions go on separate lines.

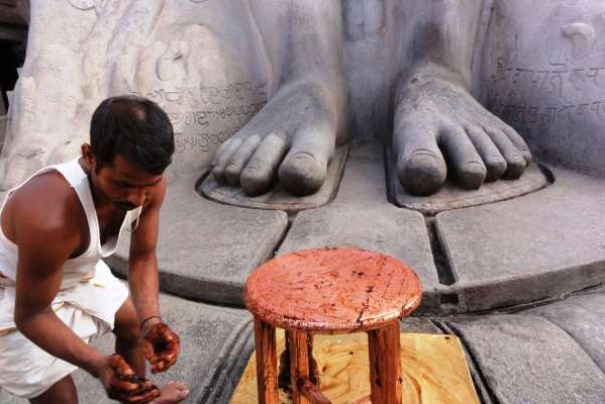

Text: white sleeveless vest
xmin=0 ymin=159 xmax=141 ymax=289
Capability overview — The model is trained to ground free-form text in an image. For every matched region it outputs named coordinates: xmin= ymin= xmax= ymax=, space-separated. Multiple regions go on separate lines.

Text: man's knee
xmin=29 ymin=375 xmax=77 ymax=404
xmin=114 ymin=319 xmax=141 ymax=346
xmin=113 ymin=301 xmax=142 ymax=346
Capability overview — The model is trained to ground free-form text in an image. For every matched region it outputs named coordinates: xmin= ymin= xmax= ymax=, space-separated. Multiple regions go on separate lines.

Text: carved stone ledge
xmin=199 ymin=146 xmax=349 ymax=212
xmin=387 ymin=147 xmax=552 ymax=215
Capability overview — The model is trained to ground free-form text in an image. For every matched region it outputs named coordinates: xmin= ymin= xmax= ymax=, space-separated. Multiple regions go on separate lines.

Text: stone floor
xmin=4 ymin=290 xmax=605 ymax=403
xmin=2 ymin=141 xmax=605 ymax=403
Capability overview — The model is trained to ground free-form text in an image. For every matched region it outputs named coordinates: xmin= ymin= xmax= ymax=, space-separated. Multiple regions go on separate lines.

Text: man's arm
xmin=10 ymin=177 xmax=157 ymax=403
xmin=127 ymin=177 xmax=165 ymax=325
xmin=13 ymin=204 xmax=105 ymax=376
xmin=128 ymin=177 xmax=180 ymax=373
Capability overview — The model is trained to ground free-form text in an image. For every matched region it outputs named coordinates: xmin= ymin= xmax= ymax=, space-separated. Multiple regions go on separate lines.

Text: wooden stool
xmin=244 ymin=247 xmax=423 ymax=404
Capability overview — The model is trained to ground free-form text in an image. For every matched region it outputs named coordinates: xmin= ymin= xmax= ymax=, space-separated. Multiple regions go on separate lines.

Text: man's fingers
xmin=160 ymin=340 xmax=180 ymax=359
xmin=161 ymin=351 xmax=178 ymax=368
xmin=112 ymin=381 xmax=159 ymax=403
xmin=163 ymin=353 xmax=178 ymax=368
xmin=151 ymin=352 xmax=178 ymax=373
xmin=142 ymin=341 xmax=156 ymax=362
xmin=103 ymin=354 xmax=163 ymax=403
xmin=124 ymin=380 xmax=156 ymax=397
xmin=127 ymin=390 xmax=161 ymax=404
xmin=160 ymin=329 xmax=180 ymax=343
xmin=109 ymin=354 xmax=137 ymax=377
xmin=142 ymin=323 xmax=181 ymax=373
xmin=109 ymin=378 xmax=140 ymax=392
xmin=149 ymin=342 xmax=179 ymax=373
xmin=109 ymin=370 xmax=157 ymax=397
xmin=151 ymin=360 xmax=165 ymax=374
xmin=144 ymin=347 xmax=162 ymax=366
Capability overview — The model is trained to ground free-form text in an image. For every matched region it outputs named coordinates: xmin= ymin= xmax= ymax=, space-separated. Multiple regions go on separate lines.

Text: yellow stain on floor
xmin=231 ymin=331 xmax=479 ymax=403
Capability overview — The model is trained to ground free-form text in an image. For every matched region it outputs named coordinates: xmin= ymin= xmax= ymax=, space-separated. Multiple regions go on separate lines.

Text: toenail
xmin=292 ymin=152 xmax=316 ymax=162
xmin=405 ymin=151 xmax=439 ymax=167
xmin=410 ymin=149 xmax=437 ymax=159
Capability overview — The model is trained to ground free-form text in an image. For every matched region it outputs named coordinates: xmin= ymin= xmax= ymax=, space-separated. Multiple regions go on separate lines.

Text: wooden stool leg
xmin=367 ymin=321 xmax=402 ymax=404
xmin=289 ymin=330 xmax=313 ymax=404
xmin=253 ymin=318 xmax=278 ymax=404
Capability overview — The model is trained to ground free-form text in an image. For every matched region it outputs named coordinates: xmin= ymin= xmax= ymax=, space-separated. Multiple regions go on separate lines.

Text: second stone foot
xmin=393 ymin=66 xmax=532 ymax=196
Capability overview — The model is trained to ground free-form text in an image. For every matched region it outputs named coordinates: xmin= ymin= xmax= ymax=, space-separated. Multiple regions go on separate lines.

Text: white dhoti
xmin=0 ymin=261 xmax=129 ymax=399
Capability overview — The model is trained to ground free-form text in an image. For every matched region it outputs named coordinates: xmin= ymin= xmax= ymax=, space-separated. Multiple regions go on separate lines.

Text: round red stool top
xmin=244 ymin=247 xmax=423 ymax=333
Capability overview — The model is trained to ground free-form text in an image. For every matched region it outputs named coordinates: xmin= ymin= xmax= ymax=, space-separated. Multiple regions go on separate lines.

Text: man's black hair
xmin=90 ymin=95 xmax=175 ymax=175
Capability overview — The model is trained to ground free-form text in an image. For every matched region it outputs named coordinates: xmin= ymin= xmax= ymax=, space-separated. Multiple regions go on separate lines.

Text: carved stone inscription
xmin=131 ymin=80 xmax=267 ymax=178
xmin=485 ymin=57 xmax=605 ymax=126
xmin=131 ymin=83 xmax=267 ymax=153
xmin=478 ymin=0 xmax=605 ymax=176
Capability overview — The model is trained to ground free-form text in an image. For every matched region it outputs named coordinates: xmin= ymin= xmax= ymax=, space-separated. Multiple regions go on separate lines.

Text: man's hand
xmin=96 ymin=354 xmax=161 ymax=403
xmin=142 ymin=322 xmax=180 ymax=373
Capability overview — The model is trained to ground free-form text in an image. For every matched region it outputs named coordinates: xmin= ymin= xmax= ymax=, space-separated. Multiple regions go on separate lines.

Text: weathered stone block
xmin=526 ymin=292 xmax=605 ymax=373
xmin=436 ymin=167 xmax=605 ymax=311
xmin=444 ymin=314 xmax=605 ymax=404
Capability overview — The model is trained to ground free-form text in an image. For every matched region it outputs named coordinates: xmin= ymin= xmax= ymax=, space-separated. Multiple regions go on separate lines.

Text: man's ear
xmin=81 ymin=143 xmax=95 ymax=171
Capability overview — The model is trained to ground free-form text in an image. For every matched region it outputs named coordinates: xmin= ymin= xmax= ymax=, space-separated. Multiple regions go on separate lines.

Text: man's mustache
xmin=112 ymin=200 xmax=140 ymax=211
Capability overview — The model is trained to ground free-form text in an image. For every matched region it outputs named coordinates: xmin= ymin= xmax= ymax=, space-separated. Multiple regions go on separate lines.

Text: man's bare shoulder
xmin=3 ymin=170 xmax=85 ymax=246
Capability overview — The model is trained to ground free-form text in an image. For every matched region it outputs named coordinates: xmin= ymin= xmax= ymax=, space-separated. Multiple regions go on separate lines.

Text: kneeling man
xmin=0 ymin=95 xmax=188 ymax=403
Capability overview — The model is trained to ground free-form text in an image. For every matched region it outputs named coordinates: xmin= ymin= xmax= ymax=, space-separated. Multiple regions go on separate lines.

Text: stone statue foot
xmin=393 ymin=65 xmax=532 ymax=196
xmin=211 ymin=83 xmax=338 ymax=197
